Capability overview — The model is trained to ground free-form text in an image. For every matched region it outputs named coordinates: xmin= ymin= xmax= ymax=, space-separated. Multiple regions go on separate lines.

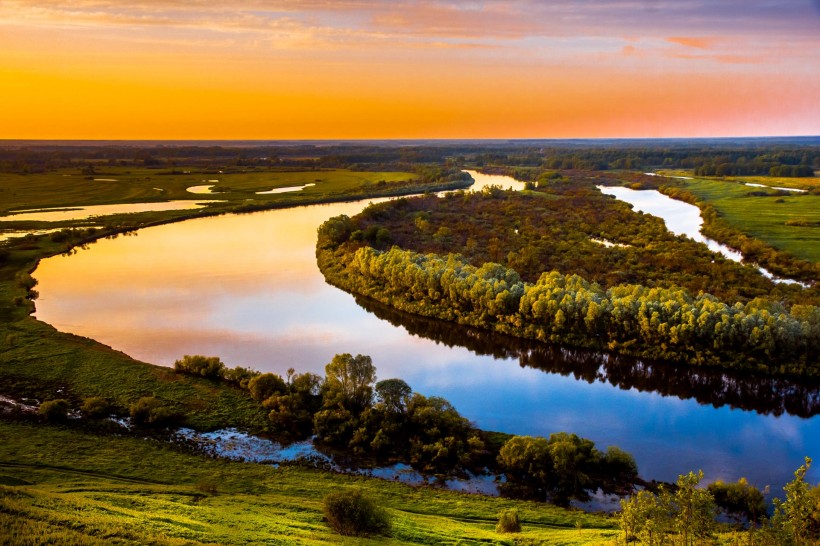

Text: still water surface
xmin=34 ymin=172 xmax=819 ymax=489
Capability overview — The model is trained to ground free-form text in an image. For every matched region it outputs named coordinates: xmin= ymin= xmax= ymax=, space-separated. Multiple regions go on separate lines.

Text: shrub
xmin=39 ymin=399 xmax=70 ymax=422
xmin=129 ymin=396 xmax=180 ymax=427
xmin=322 ymin=489 xmax=390 ymax=537
xmin=80 ymin=396 xmax=111 ymax=419
xmin=174 ymin=354 xmax=225 ymax=380
xmin=496 ymin=508 xmax=522 ymax=533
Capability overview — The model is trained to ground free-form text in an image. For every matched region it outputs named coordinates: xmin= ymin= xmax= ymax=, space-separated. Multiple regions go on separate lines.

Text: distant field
xmin=657 ymin=171 xmax=820 ymax=263
xmin=0 ymin=421 xmax=616 ymax=545
xmin=0 ymin=168 xmax=415 ymax=216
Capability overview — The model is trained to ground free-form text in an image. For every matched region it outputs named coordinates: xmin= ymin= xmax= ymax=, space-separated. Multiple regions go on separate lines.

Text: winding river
xmin=33 ymin=171 xmax=819 ymax=491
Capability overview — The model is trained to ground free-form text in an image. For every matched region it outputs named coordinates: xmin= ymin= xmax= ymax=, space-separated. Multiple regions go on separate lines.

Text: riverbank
xmin=0 ymin=420 xmax=617 ymax=544
xmin=315 ymin=177 xmax=819 ymax=374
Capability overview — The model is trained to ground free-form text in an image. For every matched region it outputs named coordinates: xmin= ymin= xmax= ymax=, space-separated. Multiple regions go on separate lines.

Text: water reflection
xmin=355 ymin=294 xmax=820 ymax=418
xmin=2 ymin=200 xmax=221 ymax=222
xmin=32 ymin=177 xmax=819 ymax=489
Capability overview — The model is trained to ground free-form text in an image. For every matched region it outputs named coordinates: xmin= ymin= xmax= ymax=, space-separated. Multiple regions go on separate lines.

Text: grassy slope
xmin=0 ymin=421 xmax=617 ymax=545
xmin=0 ymin=167 xmax=619 ymax=544
xmin=656 ymin=172 xmax=820 ymax=263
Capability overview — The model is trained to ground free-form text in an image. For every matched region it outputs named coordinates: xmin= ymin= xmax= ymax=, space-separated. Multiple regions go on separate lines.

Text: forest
xmin=316 ymin=177 xmax=819 ymax=374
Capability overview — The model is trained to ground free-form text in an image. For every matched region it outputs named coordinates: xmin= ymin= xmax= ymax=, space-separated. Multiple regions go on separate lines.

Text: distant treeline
xmin=1 ymin=140 xmax=817 ymax=176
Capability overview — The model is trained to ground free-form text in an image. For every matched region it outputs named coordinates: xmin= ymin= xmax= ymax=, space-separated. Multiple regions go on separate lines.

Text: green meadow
xmin=0 ymin=421 xmax=617 ymax=545
xmin=0 ymin=168 xmax=415 ymax=215
xmin=656 ymin=172 xmax=820 ymax=262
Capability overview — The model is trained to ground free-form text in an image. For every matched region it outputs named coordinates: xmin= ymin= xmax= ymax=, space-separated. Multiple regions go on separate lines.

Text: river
xmin=32 ymin=170 xmax=819 ymax=491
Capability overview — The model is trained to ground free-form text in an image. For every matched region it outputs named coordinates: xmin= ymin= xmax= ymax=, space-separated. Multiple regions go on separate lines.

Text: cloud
xmin=666 ymin=36 xmax=716 ymax=50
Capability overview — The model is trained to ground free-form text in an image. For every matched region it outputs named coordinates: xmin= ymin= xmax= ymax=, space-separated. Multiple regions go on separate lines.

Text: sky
xmin=1 ymin=0 xmax=819 ymax=139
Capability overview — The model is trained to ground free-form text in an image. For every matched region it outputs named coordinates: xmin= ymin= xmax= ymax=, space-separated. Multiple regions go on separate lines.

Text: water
xmin=597 ymin=185 xmax=805 ymax=285
xmin=1 ymin=200 xmax=220 ymax=223
xmin=32 ymin=172 xmax=819 ymax=491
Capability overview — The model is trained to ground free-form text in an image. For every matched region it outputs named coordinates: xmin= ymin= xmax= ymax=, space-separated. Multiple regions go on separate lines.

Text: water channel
xmin=32 ymin=171 xmax=819 ymax=490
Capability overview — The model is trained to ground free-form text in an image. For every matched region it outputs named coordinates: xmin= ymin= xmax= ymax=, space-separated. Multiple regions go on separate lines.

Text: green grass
xmin=0 ymin=421 xmax=618 ymax=545
xmin=656 ymin=172 xmax=820 ymax=263
xmin=0 ymin=168 xmax=416 ymax=215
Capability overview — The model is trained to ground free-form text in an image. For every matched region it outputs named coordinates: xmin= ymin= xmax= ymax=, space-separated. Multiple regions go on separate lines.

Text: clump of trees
xmin=312 ymin=353 xmax=488 ymax=475
xmin=497 ymin=434 xmax=637 ymax=506
xmin=618 ymin=459 xmax=820 ymax=545
xmin=319 ymin=239 xmax=818 ymax=374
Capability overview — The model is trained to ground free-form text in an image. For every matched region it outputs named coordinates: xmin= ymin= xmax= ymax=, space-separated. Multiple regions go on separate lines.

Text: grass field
xmin=656 ymin=171 xmax=820 ymax=263
xmin=0 ymin=168 xmax=415 ymax=214
xmin=0 ymin=421 xmax=617 ymax=545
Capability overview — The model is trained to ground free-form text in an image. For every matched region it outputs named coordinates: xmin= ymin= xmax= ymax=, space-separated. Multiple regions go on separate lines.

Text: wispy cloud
xmin=666 ymin=36 xmax=716 ymax=50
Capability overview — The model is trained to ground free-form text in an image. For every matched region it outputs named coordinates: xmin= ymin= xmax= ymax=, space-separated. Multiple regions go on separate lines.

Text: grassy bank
xmin=655 ymin=173 xmax=820 ymax=263
xmin=0 ymin=421 xmax=617 ymax=544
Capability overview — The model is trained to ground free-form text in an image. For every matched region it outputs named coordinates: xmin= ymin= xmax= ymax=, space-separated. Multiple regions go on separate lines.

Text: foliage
xmin=766 ymin=457 xmax=820 ymax=544
xmin=173 ymin=354 xmax=226 ymax=379
xmin=128 ymin=396 xmax=180 ymax=427
xmin=80 ymin=396 xmax=111 ymax=419
xmin=320 ymin=239 xmax=819 ymax=374
xmin=321 ymin=353 xmax=376 ymax=413
xmin=496 ymin=508 xmax=522 ymax=533
xmin=617 ymin=470 xmax=716 ymax=545
xmin=0 ymin=421 xmax=618 ymax=545
xmin=247 ymin=372 xmax=286 ymax=402
xmin=38 ymin=399 xmax=70 ymax=422
xmin=707 ymin=477 xmax=767 ymax=523
xmin=497 ymin=434 xmax=636 ymax=506
xmin=322 ymin=489 xmax=391 ymax=537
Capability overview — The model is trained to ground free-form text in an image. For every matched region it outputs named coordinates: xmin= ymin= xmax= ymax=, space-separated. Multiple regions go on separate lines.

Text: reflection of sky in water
xmin=34 ymin=178 xmax=819 ymax=489
xmin=2 ymin=201 xmax=220 ymax=222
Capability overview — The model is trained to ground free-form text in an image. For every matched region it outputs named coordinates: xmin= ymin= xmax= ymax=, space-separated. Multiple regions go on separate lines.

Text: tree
xmin=598 ymin=446 xmax=639 ymax=496
xmin=247 ymin=373 xmax=286 ymax=402
xmin=497 ymin=435 xmax=554 ymax=501
xmin=768 ymin=457 xmax=819 ymax=544
xmin=374 ymin=378 xmax=412 ymax=414
xmin=322 ymin=353 xmax=376 ymax=413
xmin=708 ymin=477 xmax=766 ymax=524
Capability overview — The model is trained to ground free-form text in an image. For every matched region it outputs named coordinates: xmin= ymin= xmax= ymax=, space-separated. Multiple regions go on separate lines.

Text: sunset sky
xmin=1 ymin=0 xmax=819 ymax=139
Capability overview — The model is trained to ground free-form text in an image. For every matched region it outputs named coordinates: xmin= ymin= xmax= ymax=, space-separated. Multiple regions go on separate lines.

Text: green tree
xmin=322 ymin=353 xmax=376 ymax=413
xmin=247 ymin=373 xmax=286 ymax=402
xmin=497 ymin=435 xmax=554 ymax=501
xmin=374 ymin=378 xmax=412 ymax=414
xmin=707 ymin=477 xmax=767 ymax=524
xmin=768 ymin=457 xmax=819 ymax=544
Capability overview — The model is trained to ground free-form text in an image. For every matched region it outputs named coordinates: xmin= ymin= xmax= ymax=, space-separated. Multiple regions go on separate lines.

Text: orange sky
xmin=1 ymin=0 xmax=818 ymax=139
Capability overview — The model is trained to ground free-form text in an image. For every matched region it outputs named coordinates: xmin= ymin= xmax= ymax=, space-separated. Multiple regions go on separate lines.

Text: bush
xmin=80 ymin=396 xmax=111 ymax=419
xmin=322 ymin=489 xmax=391 ymax=537
xmin=496 ymin=508 xmax=522 ymax=533
xmin=174 ymin=354 xmax=225 ymax=380
xmin=39 ymin=399 xmax=70 ymax=422
xmin=129 ymin=396 xmax=180 ymax=427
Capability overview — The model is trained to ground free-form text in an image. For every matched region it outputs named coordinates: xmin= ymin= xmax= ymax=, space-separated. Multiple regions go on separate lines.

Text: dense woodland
xmin=316 ymin=179 xmax=819 ymax=374
xmin=2 ymin=138 xmax=817 ymax=176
